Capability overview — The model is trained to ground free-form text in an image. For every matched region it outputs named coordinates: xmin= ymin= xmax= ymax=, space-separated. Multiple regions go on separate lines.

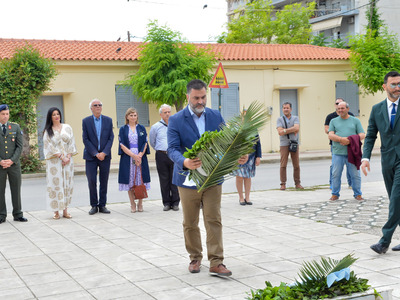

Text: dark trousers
xmin=380 ymin=158 xmax=400 ymax=246
xmin=85 ymin=158 xmax=111 ymax=208
xmin=156 ymin=151 xmax=180 ymax=207
xmin=0 ymin=163 xmax=22 ymax=219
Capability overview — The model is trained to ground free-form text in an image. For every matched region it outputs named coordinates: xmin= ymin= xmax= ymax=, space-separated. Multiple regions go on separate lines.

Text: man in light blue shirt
xmin=149 ymin=104 xmax=180 ymax=211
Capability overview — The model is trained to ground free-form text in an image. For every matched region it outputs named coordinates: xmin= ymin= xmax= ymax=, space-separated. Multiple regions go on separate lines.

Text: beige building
xmin=0 ymin=39 xmax=384 ymax=163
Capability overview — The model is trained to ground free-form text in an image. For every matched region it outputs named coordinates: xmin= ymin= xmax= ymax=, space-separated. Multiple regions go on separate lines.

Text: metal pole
xmin=218 ymin=88 xmax=222 ymax=112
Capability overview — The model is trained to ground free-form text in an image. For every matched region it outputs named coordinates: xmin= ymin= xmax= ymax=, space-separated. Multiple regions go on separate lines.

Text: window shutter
xmin=115 ymin=85 xmax=150 ymax=127
xmin=211 ymin=83 xmax=240 ymax=121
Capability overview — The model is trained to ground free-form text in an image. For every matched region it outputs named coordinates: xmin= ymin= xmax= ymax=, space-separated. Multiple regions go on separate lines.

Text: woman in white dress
xmin=43 ymin=107 xmax=77 ymax=219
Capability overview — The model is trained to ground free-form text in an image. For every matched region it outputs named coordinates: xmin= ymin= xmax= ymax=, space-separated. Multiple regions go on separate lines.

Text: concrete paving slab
xmin=2 ymin=159 xmax=400 ymax=300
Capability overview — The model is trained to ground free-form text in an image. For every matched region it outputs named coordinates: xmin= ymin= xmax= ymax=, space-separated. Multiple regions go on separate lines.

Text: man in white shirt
xmin=149 ymin=104 xmax=180 ymax=211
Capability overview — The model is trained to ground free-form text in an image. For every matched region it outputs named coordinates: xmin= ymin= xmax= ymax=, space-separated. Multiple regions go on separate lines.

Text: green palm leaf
xmin=184 ymin=101 xmax=269 ymax=192
xmin=296 ymin=253 xmax=358 ymax=286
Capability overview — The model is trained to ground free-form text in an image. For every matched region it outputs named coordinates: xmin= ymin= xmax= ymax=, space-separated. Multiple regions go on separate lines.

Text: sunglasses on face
xmin=92 ymin=104 xmax=103 ymax=107
xmin=335 ymin=102 xmax=341 ymax=105
xmin=389 ymin=83 xmax=400 ymax=89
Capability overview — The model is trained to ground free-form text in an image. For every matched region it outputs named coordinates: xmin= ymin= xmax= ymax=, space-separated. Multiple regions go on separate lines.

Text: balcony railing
xmin=314 ymin=8 xmax=341 ymax=17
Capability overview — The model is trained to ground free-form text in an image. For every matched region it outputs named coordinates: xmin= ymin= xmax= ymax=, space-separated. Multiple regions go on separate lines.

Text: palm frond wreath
xmin=295 ymin=253 xmax=358 ymax=286
xmin=183 ymin=101 xmax=269 ymax=192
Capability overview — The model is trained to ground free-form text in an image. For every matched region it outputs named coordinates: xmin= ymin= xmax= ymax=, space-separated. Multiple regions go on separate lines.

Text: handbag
xmin=131 ymin=165 xmax=148 ymax=200
xmin=282 ymin=116 xmax=298 ymax=153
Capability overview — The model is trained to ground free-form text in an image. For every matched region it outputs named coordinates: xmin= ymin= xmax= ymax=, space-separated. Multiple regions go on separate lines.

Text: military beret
xmin=0 ymin=104 xmax=9 ymax=112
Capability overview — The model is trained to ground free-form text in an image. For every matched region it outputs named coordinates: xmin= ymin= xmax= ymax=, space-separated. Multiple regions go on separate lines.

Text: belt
xmin=157 ymin=150 xmax=167 ymax=154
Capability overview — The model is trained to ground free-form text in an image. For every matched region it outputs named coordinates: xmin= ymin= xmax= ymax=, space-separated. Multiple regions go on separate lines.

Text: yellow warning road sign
xmin=209 ymin=62 xmax=229 ymax=88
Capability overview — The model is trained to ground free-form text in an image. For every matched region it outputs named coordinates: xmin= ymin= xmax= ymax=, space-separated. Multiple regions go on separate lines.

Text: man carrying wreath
xmin=168 ymin=79 xmax=248 ymax=277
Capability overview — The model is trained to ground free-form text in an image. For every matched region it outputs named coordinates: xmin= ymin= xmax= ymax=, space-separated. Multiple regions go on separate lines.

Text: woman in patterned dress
xmin=118 ymin=107 xmax=150 ymax=213
xmin=43 ymin=107 xmax=77 ymax=219
xmin=233 ymin=110 xmax=262 ymax=205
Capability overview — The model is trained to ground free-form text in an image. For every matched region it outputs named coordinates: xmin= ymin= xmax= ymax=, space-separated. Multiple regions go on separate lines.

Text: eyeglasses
xmin=389 ymin=83 xmax=400 ymax=89
xmin=92 ymin=104 xmax=102 ymax=107
xmin=335 ymin=102 xmax=340 ymax=105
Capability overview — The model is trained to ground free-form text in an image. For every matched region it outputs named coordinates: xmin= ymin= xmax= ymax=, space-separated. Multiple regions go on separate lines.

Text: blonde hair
xmin=125 ymin=107 xmax=138 ymax=125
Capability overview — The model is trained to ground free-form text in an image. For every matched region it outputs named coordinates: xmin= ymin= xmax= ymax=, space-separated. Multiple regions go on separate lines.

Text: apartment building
xmin=226 ymin=0 xmax=400 ymax=43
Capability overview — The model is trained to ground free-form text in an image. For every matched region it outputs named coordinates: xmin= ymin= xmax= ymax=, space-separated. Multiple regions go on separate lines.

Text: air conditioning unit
xmin=348 ymin=16 xmax=355 ymax=24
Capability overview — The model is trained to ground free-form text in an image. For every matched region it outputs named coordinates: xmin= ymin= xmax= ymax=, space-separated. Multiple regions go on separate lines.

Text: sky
xmin=0 ymin=0 xmax=228 ymax=43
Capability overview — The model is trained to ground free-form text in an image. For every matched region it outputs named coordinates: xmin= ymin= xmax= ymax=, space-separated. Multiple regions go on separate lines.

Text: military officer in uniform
xmin=0 ymin=104 xmax=27 ymax=224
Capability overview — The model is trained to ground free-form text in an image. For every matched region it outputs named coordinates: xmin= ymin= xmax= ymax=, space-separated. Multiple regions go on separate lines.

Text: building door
xmin=279 ymin=89 xmax=298 ymax=116
xmin=211 ymin=83 xmax=240 ymax=121
xmin=336 ymin=81 xmax=359 ymax=116
xmin=37 ymin=96 xmax=64 ymax=159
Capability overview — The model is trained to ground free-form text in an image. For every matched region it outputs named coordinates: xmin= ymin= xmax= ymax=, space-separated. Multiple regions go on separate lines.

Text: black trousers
xmin=85 ymin=157 xmax=111 ymax=208
xmin=155 ymin=151 xmax=180 ymax=207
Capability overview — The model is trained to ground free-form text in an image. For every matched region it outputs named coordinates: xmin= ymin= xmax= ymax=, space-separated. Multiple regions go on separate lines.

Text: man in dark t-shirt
xmin=324 ymin=98 xmax=354 ymax=189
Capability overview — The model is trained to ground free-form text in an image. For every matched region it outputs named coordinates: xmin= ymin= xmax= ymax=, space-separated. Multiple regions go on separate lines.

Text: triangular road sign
xmin=209 ymin=62 xmax=229 ymax=88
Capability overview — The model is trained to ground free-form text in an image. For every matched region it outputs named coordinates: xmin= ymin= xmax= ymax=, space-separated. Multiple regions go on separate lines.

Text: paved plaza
xmin=1 ymin=177 xmax=400 ymax=299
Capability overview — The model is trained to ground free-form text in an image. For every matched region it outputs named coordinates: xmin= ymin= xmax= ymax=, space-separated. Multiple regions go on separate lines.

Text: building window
xmin=335 ymin=81 xmax=359 ymax=116
xmin=211 ymin=83 xmax=240 ymax=121
xmin=115 ymin=85 xmax=149 ymax=128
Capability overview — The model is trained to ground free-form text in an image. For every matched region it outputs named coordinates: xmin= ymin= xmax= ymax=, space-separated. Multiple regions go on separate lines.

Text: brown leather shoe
xmin=295 ymin=184 xmax=304 ymax=189
xmin=188 ymin=260 xmax=201 ymax=273
xmin=329 ymin=195 xmax=339 ymax=201
xmin=355 ymin=195 xmax=364 ymax=201
xmin=280 ymin=184 xmax=286 ymax=190
xmin=209 ymin=264 xmax=232 ymax=276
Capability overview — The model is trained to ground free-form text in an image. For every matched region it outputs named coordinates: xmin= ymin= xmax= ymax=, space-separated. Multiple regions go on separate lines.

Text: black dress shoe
xmin=244 ymin=199 xmax=253 ymax=205
xmin=370 ymin=243 xmax=388 ymax=254
xmin=89 ymin=206 xmax=98 ymax=215
xmin=0 ymin=218 xmax=6 ymax=224
xmin=392 ymin=244 xmax=400 ymax=251
xmin=99 ymin=206 xmax=111 ymax=214
xmin=13 ymin=217 xmax=28 ymax=222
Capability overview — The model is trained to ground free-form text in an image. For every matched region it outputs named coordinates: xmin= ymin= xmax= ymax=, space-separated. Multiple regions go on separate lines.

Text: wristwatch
xmin=283 ymin=129 xmax=287 ymax=133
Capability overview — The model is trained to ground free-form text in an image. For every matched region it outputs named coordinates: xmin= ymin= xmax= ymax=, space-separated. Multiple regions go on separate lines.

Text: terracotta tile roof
xmin=0 ymin=38 xmax=349 ymax=61
xmin=195 ymin=43 xmax=349 ymax=61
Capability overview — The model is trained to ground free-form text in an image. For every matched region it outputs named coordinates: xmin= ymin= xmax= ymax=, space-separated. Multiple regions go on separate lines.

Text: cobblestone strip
xmin=264 ymin=196 xmax=389 ymax=236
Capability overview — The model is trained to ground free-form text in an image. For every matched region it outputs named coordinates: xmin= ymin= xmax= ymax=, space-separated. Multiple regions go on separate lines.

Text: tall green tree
xmin=347 ymin=2 xmax=400 ymax=95
xmin=367 ymin=0 xmax=383 ymax=37
xmin=0 ymin=45 xmax=57 ymax=171
xmin=219 ymin=0 xmax=315 ymax=44
xmin=224 ymin=0 xmax=274 ymax=44
xmin=123 ymin=21 xmax=217 ymax=111
xmin=274 ymin=2 xmax=316 ymax=44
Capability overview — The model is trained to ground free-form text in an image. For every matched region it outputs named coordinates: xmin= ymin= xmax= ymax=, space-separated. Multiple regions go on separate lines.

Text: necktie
xmin=2 ymin=124 xmax=5 ymax=135
xmin=390 ymin=103 xmax=397 ymax=129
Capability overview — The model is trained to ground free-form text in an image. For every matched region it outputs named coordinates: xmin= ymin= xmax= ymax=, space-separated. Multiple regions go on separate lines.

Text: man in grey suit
xmin=362 ymin=71 xmax=400 ymax=254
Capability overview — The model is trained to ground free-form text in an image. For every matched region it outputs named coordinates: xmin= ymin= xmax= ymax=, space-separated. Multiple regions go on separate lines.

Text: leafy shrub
xmin=20 ymin=153 xmax=43 ymax=174
xmin=247 ymin=254 xmax=370 ymax=300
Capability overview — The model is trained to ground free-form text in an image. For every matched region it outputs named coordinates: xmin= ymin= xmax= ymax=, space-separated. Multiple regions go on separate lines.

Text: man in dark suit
xmin=0 ymin=104 xmax=27 ymax=223
xmin=362 ymin=71 xmax=400 ymax=254
xmin=168 ymin=79 xmax=247 ymax=277
xmin=82 ymin=99 xmax=114 ymax=215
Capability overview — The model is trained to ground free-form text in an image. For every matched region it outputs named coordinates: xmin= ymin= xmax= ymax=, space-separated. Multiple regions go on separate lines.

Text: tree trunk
xmin=175 ymin=100 xmax=184 ymax=112
xmin=22 ymin=127 xmax=31 ymax=158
